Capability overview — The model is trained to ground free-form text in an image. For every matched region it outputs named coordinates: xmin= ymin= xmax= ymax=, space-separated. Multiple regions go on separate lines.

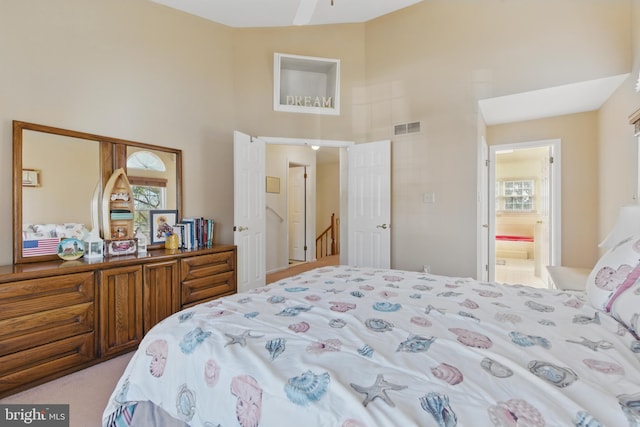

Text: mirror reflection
xmin=126 ymin=146 xmax=178 ymax=244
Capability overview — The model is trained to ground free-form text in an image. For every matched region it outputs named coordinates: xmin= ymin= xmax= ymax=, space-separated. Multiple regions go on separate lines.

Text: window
xmin=499 ymin=179 xmax=535 ymax=212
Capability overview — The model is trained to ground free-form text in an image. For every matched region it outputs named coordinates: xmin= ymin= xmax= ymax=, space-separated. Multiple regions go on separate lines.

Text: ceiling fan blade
xmin=293 ymin=0 xmax=318 ymax=25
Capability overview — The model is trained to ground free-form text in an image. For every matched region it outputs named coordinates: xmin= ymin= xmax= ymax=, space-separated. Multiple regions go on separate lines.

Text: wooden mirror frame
xmin=13 ymin=120 xmax=183 ymax=264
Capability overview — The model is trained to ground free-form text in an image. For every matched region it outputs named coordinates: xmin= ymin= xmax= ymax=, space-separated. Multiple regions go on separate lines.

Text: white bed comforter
xmin=103 ymin=266 xmax=640 ymax=427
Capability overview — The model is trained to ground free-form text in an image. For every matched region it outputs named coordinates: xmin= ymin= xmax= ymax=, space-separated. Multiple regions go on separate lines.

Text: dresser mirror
xmin=13 ymin=121 xmax=183 ymax=264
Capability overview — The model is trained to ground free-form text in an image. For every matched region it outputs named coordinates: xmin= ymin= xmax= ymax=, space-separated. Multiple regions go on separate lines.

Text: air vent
xmin=394 ymin=121 xmax=421 ymax=136
xmin=394 ymin=124 xmax=407 ymax=135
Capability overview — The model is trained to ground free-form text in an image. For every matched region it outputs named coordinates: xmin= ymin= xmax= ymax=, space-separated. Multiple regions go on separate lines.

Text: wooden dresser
xmin=0 ymin=244 xmax=236 ymax=398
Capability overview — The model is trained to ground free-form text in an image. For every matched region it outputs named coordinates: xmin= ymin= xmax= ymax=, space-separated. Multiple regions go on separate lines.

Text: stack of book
xmin=172 ymin=217 xmax=215 ymax=249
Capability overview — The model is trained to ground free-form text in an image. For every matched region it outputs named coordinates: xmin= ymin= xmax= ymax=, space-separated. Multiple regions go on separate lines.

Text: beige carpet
xmin=0 ymin=352 xmax=134 ymax=427
xmin=1 ymin=257 xmax=340 ymax=427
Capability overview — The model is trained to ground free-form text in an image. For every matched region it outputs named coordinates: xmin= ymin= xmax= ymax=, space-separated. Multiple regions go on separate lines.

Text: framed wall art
xmin=22 ymin=168 xmax=40 ymax=187
xmin=150 ymin=209 xmax=178 ymax=244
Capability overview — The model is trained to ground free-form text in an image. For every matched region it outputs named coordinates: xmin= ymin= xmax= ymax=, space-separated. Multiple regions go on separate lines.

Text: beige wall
xmin=364 ymin=0 xmax=630 ymax=275
xmin=487 ymin=112 xmax=599 ymax=269
xmin=1 ymin=0 xmax=638 ymax=276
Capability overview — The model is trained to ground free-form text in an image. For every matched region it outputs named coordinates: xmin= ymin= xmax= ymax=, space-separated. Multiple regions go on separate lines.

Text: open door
xmin=347 ymin=140 xmax=391 ymax=268
xmin=288 ymin=164 xmax=307 ymax=262
xmin=234 ymin=131 xmax=266 ymax=292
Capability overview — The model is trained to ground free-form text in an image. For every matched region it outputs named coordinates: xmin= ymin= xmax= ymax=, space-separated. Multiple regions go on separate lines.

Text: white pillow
xmin=586 ymin=235 xmax=640 ymax=336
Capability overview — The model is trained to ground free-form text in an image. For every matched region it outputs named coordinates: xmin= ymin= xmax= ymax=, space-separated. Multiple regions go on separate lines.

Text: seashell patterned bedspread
xmin=102 ymin=266 xmax=640 ymax=427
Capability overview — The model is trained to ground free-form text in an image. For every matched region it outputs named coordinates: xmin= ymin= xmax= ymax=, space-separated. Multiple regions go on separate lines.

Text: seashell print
xmin=329 ymin=319 xmax=346 ymax=328
xmin=413 ymin=284 xmax=433 ymax=291
xmin=494 ymin=312 xmax=522 ymax=324
xmin=265 ymin=338 xmax=286 ymax=360
xmin=379 ymin=290 xmax=399 ymax=298
xmin=307 ymin=338 xmax=341 ymax=354
xmin=115 ymin=378 xmax=130 ymax=404
xmin=373 ymin=302 xmax=402 ymax=312
xmin=342 ymin=419 xmax=366 ymax=427
xmin=488 ymin=398 xmax=544 ymax=427
xmin=285 ymin=287 xmax=309 ymax=292
xmin=285 ymin=370 xmax=330 ymax=406
xmin=410 ymin=293 xmax=422 ymax=299
xmin=329 ymin=301 xmax=356 ymax=312
xmin=617 ymin=393 xmax=640 ymax=423
xmin=305 ymin=294 xmax=321 ymax=302
xmin=573 ymin=312 xmax=601 ymax=325
xmin=231 ymin=375 xmax=263 ymax=427
xmin=146 ymin=339 xmax=168 ymax=377
xmin=419 ymin=392 xmax=458 ymax=427
xmin=445 ymin=283 xmax=460 ymax=288
xmin=631 ymin=340 xmax=640 ymax=353
xmin=360 ymin=284 xmax=375 ymax=291
xmin=574 ymin=410 xmax=604 ymax=427
xmin=176 ymin=383 xmax=196 ymax=422
xmin=268 ymin=295 xmax=285 ymax=304
xmin=474 ymin=289 xmax=502 ymax=298
xmin=538 ymin=319 xmax=556 ymax=326
xmin=179 ymin=327 xmax=212 ymax=354
xmin=203 ymin=359 xmax=220 ymax=388
xmin=528 ymin=360 xmax=578 ymax=388
xmin=583 ymin=359 xmax=624 ymax=375
xmin=492 ymin=302 xmax=511 ymax=308
xmin=449 ymin=328 xmax=493 ymax=349
xmin=365 ymin=318 xmax=394 ymax=332
xmin=480 ymin=358 xmax=513 ymax=378
xmin=431 ymin=363 xmax=463 ymax=385
xmin=179 ymin=311 xmax=195 ymax=322
xmin=509 ymin=331 xmax=551 ymax=349
xmin=205 ymin=300 xmax=223 ymax=307
xmin=238 ymin=297 xmax=252 ymax=304
xmin=525 ymin=300 xmax=555 ymax=312
xmin=276 ymin=306 xmax=312 ymax=316
xmin=207 ymin=309 xmax=232 ymax=318
xmin=459 ymin=299 xmax=479 ymax=309
xmin=358 ymin=344 xmax=374 ymax=358
xmin=458 ymin=311 xmax=480 ymax=322
xmin=382 ymin=275 xmax=404 ymax=282
xmin=425 ymin=305 xmax=446 ymax=315
xmin=244 ymin=311 xmax=259 ymax=319
xmin=397 ymin=334 xmax=436 ymax=353
xmin=564 ymin=298 xmax=584 ymax=309
xmin=350 ymin=291 xmax=365 ymax=298
xmin=411 ymin=316 xmax=432 ymax=327
xmin=288 ymin=321 xmax=310 ymax=333
xmin=438 ymin=291 xmax=463 ymax=297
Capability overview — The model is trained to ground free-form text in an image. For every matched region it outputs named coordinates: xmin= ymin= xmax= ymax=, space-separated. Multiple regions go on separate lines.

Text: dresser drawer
xmin=180 ymin=251 xmax=236 ymax=307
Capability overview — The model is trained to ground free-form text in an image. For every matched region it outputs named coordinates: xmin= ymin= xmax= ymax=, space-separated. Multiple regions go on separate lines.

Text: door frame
xmin=260 ymin=136 xmax=354 ymax=269
xmin=486 ymin=139 xmax=562 ymax=282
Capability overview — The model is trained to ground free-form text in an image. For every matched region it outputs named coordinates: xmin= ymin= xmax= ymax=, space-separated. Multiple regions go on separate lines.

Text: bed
xmin=103 ymin=241 xmax=640 ymax=426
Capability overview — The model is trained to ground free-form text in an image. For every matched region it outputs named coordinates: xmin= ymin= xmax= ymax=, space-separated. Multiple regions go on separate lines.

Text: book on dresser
xmin=178 ymin=217 xmax=215 ymax=249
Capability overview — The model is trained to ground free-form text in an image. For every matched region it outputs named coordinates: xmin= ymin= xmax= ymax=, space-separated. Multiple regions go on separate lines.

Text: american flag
xmin=23 ymin=238 xmax=60 ymax=257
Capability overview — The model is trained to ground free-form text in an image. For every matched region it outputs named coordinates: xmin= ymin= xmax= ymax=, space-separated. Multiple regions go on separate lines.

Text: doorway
xmin=488 ymin=139 xmax=561 ymax=288
xmin=288 ymin=163 xmax=307 ymax=264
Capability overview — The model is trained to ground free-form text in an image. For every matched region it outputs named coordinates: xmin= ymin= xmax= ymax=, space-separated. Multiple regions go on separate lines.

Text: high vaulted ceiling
xmin=150 ymin=0 xmax=424 ymax=28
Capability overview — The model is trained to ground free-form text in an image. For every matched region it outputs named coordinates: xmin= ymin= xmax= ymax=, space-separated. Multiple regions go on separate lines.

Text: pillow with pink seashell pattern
xmin=586 ymin=234 xmax=640 ymax=336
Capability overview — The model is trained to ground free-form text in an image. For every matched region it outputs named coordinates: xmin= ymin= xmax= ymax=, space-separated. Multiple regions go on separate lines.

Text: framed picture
xmin=105 ymin=238 xmax=138 ymax=257
xmin=150 ymin=209 xmax=178 ymax=244
xmin=22 ymin=168 xmax=41 ymax=187
xmin=266 ymin=176 xmax=280 ymax=193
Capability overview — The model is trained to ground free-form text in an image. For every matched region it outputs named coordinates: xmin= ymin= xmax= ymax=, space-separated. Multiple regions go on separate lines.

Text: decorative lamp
xmin=599 ymin=204 xmax=640 ymax=248
xmin=135 ymin=228 xmax=148 ymax=254
xmin=83 ymin=228 xmax=104 ymax=259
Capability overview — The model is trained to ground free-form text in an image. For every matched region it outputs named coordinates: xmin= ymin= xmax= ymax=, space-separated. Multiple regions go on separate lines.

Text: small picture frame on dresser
xmin=105 ymin=238 xmax=138 ymax=257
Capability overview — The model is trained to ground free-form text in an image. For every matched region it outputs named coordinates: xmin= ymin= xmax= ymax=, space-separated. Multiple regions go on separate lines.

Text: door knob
xmin=376 ymin=224 xmax=388 ymax=229
xmin=236 ymin=226 xmax=249 ymax=232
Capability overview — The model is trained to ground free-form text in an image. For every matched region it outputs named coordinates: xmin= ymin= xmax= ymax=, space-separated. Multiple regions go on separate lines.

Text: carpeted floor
xmin=1 ymin=256 xmax=340 ymax=427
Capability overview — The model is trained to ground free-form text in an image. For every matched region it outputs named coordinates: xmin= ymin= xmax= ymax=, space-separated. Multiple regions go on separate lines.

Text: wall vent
xmin=394 ymin=121 xmax=421 ymax=135
xmin=394 ymin=124 xmax=407 ymax=135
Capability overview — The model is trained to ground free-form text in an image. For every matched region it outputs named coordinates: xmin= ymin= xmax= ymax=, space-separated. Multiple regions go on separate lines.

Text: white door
xmin=288 ymin=165 xmax=306 ymax=262
xmin=347 ymin=140 xmax=391 ymax=268
xmin=234 ymin=131 xmax=266 ymax=292
xmin=478 ymin=137 xmax=489 ymax=281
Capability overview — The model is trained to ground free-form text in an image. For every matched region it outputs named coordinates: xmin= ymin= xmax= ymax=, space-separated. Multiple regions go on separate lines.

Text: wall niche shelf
xmin=274 ymin=53 xmax=340 ymax=116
